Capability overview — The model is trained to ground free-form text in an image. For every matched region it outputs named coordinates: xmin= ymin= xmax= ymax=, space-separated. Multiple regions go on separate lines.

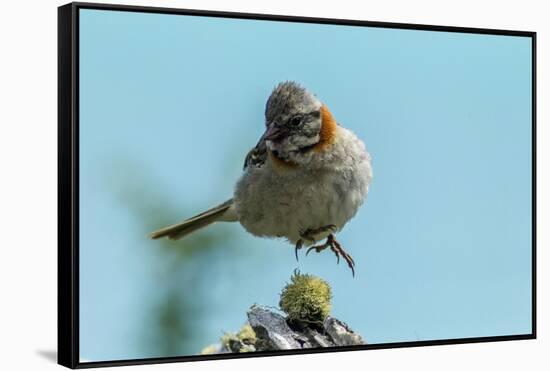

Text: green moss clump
xmin=200 ymin=344 xmax=218 ymax=355
xmin=220 ymin=332 xmax=238 ymax=349
xmin=239 ymin=344 xmax=255 ymax=353
xmin=220 ymin=325 xmax=257 ymax=353
xmin=279 ymin=271 xmax=332 ymax=324
xmin=237 ymin=324 xmax=256 ymax=344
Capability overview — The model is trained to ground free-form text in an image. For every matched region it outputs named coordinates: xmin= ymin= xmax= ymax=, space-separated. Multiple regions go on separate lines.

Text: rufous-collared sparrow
xmin=151 ymin=81 xmax=372 ymax=276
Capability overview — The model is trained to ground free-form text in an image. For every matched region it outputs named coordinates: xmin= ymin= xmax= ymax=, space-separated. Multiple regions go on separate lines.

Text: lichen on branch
xmin=279 ymin=270 xmax=332 ymax=325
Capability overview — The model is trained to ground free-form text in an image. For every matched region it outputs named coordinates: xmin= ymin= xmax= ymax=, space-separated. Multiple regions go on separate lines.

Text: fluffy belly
xmin=234 ymin=166 xmax=365 ymax=245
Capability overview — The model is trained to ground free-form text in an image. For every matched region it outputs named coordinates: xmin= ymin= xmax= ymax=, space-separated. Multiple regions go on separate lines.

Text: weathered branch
xmin=201 ymin=272 xmax=364 ymax=354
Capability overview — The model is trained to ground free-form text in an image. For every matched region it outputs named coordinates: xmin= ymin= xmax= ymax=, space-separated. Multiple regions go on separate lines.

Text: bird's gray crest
xmin=265 ymin=81 xmax=319 ymax=123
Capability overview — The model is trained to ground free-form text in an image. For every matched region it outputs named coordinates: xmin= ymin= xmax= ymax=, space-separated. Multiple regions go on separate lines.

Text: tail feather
xmin=149 ymin=199 xmax=235 ymax=240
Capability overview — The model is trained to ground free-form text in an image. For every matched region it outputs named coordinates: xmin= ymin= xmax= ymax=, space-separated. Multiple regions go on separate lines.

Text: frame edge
xmin=531 ymin=32 xmax=537 ymax=339
xmin=72 ymin=1 xmax=535 ymax=36
xmin=58 ymin=2 xmax=78 ymax=369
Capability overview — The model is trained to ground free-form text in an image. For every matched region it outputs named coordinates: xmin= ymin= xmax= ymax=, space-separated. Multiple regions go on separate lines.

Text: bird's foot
xmin=306 ymin=234 xmax=356 ymax=277
xmin=299 ymin=224 xmax=337 ymax=242
xmin=295 ymin=225 xmax=338 ymax=262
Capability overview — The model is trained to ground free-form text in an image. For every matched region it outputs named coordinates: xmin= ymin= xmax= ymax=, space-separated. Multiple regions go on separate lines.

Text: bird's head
xmin=263 ymin=81 xmax=337 ymax=161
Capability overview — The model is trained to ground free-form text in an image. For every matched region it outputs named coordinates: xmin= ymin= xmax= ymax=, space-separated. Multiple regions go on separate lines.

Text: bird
xmin=150 ymin=81 xmax=372 ymax=276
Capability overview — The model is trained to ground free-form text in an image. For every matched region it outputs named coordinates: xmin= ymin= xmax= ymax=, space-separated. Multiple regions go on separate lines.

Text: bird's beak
xmin=263 ymin=123 xmax=286 ymax=141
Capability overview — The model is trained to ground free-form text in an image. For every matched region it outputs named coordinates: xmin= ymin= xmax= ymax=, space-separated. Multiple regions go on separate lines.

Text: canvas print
xmin=68 ymin=4 xmax=534 ymax=366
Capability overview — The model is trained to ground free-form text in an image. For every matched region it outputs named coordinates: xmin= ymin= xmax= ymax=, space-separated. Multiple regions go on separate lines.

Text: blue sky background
xmin=79 ymin=9 xmax=533 ymax=362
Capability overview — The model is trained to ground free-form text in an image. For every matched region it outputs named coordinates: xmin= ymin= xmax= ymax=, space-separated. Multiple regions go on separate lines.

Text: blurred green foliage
xmin=104 ymin=159 xmax=241 ymax=357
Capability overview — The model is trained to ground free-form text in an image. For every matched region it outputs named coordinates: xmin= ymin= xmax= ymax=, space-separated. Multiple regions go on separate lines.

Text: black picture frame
xmin=58 ymin=2 xmax=537 ymax=369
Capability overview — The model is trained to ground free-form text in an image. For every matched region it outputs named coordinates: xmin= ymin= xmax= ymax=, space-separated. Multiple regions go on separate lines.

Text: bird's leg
xmin=294 ymin=239 xmax=303 ymax=262
xmin=300 ymin=224 xmax=337 ymax=242
xmin=295 ymin=225 xmax=337 ymax=262
xmin=306 ymin=234 xmax=356 ymax=277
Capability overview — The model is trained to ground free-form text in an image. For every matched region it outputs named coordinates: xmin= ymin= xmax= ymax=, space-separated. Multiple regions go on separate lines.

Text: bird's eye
xmin=289 ymin=116 xmax=302 ymax=127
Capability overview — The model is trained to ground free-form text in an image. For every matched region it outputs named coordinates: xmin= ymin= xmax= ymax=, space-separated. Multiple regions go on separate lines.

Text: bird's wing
xmin=243 ymin=135 xmax=268 ymax=170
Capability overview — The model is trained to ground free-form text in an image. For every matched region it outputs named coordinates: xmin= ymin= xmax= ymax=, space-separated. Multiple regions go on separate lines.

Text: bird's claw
xmin=305 ymin=234 xmax=355 ymax=277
